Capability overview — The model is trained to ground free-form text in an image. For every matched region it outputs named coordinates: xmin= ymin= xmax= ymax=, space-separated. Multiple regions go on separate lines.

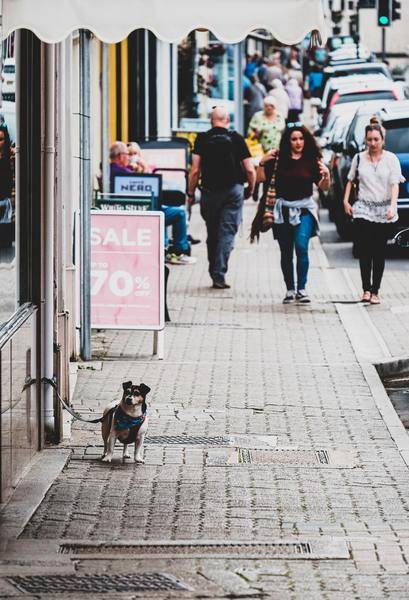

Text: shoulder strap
xmin=265 ymin=155 xmax=279 ymax=209
xmin=354 ymin=153 xmax=360 ymax=197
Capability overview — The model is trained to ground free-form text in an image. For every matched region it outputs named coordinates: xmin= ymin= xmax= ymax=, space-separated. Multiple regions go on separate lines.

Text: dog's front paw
xmin=135 ymin=456 xmax=145 ymax=464
xmin=101 ymin=455 xmax=112 ymax=463
xmin=123 ymin=452 xmax=131 ymax=459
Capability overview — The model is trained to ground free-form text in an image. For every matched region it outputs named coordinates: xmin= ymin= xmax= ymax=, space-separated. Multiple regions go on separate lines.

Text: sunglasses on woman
xmin=286 ymin=121 xmax=302 ymax=128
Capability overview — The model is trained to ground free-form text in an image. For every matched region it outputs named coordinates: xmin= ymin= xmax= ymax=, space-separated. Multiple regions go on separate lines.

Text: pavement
xmin=1 ymin=202 xmax=409 ymax=599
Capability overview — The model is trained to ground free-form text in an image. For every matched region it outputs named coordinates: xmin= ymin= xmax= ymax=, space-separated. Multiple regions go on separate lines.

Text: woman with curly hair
xmin=251 ymin=124 xmax=330 ymax=303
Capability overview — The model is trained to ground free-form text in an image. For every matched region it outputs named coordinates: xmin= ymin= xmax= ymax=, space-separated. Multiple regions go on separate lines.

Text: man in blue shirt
xmin=109 ymin=141 xmax=134 ymax=192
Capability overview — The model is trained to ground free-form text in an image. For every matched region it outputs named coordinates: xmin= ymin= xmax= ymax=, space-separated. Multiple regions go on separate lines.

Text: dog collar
xmin=115 ymin=406 xmax=146 ymax=431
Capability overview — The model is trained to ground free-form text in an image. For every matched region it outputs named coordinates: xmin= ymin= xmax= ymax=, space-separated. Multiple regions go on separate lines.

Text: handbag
xmin=349 ymin=153 xmax=360 ymax=205
xmin=260 ymin=155 xmax=279 ymax=232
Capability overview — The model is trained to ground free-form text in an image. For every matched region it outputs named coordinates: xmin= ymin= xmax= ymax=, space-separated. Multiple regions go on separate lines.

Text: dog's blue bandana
xmin=115 ymin=406 xmax=146 ymax=431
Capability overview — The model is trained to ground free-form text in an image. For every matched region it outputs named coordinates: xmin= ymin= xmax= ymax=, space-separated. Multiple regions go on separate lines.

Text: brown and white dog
xmin=101 ymin=381 xmax=151 ymax=463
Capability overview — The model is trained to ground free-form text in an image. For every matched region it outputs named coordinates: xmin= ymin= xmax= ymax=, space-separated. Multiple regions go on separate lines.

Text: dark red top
xmin=265 ymin=155 xmax=321 ymax=201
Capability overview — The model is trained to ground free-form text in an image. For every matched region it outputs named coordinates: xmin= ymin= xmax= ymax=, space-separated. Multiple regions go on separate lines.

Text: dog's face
xmin=121 ymin=381 xmax=151 ymax=407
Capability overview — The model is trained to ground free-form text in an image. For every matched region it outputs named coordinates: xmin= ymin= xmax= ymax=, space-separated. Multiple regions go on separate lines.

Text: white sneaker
xmin=176 ymin=254 xmax=197 ymax=265
xmin=283 ymin=290 xmax=296 ymax=304
xmin=165 ymin=253 xmax=196 ymax=265
xmin=296 ymin=290 xmax=311 ymax=303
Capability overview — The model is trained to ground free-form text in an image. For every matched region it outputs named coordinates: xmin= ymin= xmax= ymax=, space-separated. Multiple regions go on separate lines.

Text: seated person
xmin=163 ymin=205 xmax=196 ymax=265
xmin=127 ymin=141 xmax=152 ymax=174
xmin=109 ymin=141 xmax=134 ymax=192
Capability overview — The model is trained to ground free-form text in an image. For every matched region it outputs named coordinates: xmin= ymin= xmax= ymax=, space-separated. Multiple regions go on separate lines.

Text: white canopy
xmin=3 ymin=0 xmax=327 ymax=44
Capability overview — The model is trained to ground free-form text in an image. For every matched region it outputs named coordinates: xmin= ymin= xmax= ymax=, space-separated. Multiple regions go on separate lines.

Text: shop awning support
xmin=101 ymin=43 xmax=110 ymax=193
xmin=79 ymin=30 xmax=92 ymax=361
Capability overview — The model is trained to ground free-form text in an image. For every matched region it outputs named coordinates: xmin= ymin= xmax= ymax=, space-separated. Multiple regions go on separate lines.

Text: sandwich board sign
xmin=113 ymin=173 xmax=162 ymax=208
xmin=90 ymin=210 xmax=165 ymax=356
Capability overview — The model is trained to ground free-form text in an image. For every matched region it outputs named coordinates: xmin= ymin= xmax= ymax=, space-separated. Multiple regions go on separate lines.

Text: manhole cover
xmin=207 ymin=448 xmax=357 ymax=468
xmin=238 ymin=448 xmax=330 ymax=465
xmin=8 ymin=573 xmax=189 ymax=594
xmin=145 ymin=435 xmax=232 ymax=446
xmin=59 ymin=539 xmax=350 ymax=560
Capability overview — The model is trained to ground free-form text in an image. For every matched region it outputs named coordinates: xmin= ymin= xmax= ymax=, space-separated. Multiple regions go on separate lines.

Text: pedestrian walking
xmin=251 ymin=124 xmax=330 ymax=303
xmin=248 ymin=97 xmax=286 ymax=154
xmin=188 ymin=107 xmax=256 ymax=289
xmin=264 ymin=55 xmax=285 ymax=90
xmin=285 ymin=78 xmax=304 ymax=123
xmin=244 ymin=75 xmax=266 ymax=129
xmin=267 ymin=79 xmax=290 ymax=121
xmin=343 ymin=116 xmax=404 ymax=305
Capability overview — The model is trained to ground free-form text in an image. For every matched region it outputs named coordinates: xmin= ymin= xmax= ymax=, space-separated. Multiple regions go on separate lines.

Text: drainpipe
xmin=233 ymin=42 xmax=244 ymax=134
xmin=144 ymin=30 xmax=150 ymax=139
xmin=79 ymin=30 xmax=91 ymax=360
xmin=43 ymin=43 xmax=56 ymax=436
xmin=101 ymin=43 xmax=110 ymax=193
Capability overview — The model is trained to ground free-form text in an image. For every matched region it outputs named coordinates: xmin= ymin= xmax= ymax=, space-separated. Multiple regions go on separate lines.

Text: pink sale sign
xmin=90 ymin=211 xmax=164 ymax=330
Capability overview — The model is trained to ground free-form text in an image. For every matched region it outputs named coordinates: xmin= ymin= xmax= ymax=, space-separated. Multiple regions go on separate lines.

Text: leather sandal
xmin=361 ymin=291 xmax=371 ymax=302
xmin=370 ymin=294 xmax=380 ymax=305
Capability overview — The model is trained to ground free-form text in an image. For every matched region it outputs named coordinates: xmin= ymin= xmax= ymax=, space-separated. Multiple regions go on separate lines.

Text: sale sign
xmin=90 ymin=211 xmax=164 ymax=330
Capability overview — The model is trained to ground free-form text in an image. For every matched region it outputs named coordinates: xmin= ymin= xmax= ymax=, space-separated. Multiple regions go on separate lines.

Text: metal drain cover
xmin=145 ymin=435 xmax=232 ymax=446
xmin=144 ymin=435 xmax=278 ymax=448
xmin=168 ymin=322 xmax=262 ymax=330
xmin=8 ymin=573 xmax=190 ymax=594
xmin=59 ymin=539 xmax=350 ymax=560
xmin=207 ymin=448 xmax=357 ymax=468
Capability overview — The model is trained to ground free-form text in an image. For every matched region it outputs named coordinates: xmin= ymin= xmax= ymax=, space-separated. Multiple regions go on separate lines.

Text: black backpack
xmin=201 ymin=130 xmax=238 ymax=187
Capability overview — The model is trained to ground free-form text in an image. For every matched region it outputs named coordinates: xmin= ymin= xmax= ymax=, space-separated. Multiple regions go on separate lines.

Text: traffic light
xmin=392 ymin=0 xmax=401 ymax=21
xmin=377 ymin=0 xmax=391 ymax=26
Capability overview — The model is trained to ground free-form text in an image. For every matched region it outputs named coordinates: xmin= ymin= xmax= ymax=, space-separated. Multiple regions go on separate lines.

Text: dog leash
xmin=28 ymin=377 xmax=108 ymax=424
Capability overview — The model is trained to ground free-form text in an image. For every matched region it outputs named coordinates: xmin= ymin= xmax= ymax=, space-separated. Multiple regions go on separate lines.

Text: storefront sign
xmin=113 ymin=173 xmax=162 ymax=207
xmin=90 ymin=211 xmax=164 ymax=330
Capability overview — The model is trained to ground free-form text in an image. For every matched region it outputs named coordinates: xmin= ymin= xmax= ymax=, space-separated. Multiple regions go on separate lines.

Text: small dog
xmin=101 ymin=381 xmax=151 ymax=463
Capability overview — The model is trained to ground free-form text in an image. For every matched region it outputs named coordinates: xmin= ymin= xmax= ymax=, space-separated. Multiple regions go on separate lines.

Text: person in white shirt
xmin=343 ymin=116 xmax=404 ymax=305
xmin=267 ymin=79 xmax=290 ymax=121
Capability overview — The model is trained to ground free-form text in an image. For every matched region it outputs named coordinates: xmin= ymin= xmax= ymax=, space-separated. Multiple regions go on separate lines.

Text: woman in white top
xmin=343 ymin=116 xmax=404 ymax=304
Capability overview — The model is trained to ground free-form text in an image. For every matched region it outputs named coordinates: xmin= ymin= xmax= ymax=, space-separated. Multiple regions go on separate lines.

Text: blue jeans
xmin=162 ymin=205 xmax=189 ymax=253
xmin=274 ymin=212 xmax=315 ymax=291
xmin=200 ymin=184 xmax=244 ymax=283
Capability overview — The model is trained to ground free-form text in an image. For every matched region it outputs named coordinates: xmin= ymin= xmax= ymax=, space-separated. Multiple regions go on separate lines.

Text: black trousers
xmin=354 ymin=219 xmax=391 ymax=294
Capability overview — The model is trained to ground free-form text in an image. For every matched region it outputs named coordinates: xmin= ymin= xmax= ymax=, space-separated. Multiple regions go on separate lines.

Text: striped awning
xmin=2 ymin=0 xmax=327 ymax=44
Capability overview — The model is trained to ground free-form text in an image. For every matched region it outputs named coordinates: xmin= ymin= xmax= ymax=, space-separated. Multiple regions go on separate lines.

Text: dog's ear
xmin=139 ymin=383 xmax=151 ymax=397
xmin=122 ymin=381 xmax=132 ymax=390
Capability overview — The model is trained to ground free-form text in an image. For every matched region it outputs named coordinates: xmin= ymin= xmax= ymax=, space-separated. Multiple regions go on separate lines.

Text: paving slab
xmin=2 ymin=204 xmax=409 ymax=598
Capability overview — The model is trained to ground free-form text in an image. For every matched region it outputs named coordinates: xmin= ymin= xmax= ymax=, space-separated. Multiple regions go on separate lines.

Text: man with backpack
xmin=188 ymin=107 xmax=256 ymax=289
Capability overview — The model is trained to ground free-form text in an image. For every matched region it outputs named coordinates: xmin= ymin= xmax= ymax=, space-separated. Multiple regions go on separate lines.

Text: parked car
xmin=320 ymin=61 xmax=392 ymax=98
xmin=1 ymin=58 xmax=15 ymax=102
xmin=330 ymin=100 xmax=409 ymax=240
xmin=321 ymin=73 xmax=392 ymax=111
xmin=326 ymin=35 xmax=356 ymax=52
xmin=328 ymin=43 xmax=371 ymax=64
xmin=322 ymin=79 xmax=402 ymax=129
xmin=319 ymin=114 xmax=350 ymax=211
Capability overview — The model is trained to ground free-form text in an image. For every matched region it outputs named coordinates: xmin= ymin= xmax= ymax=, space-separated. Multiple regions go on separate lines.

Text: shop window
xmin=177 ymin=32 xmax=235 ymax=132
xmin=0 ymin=34 xmax=17 ymax=326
